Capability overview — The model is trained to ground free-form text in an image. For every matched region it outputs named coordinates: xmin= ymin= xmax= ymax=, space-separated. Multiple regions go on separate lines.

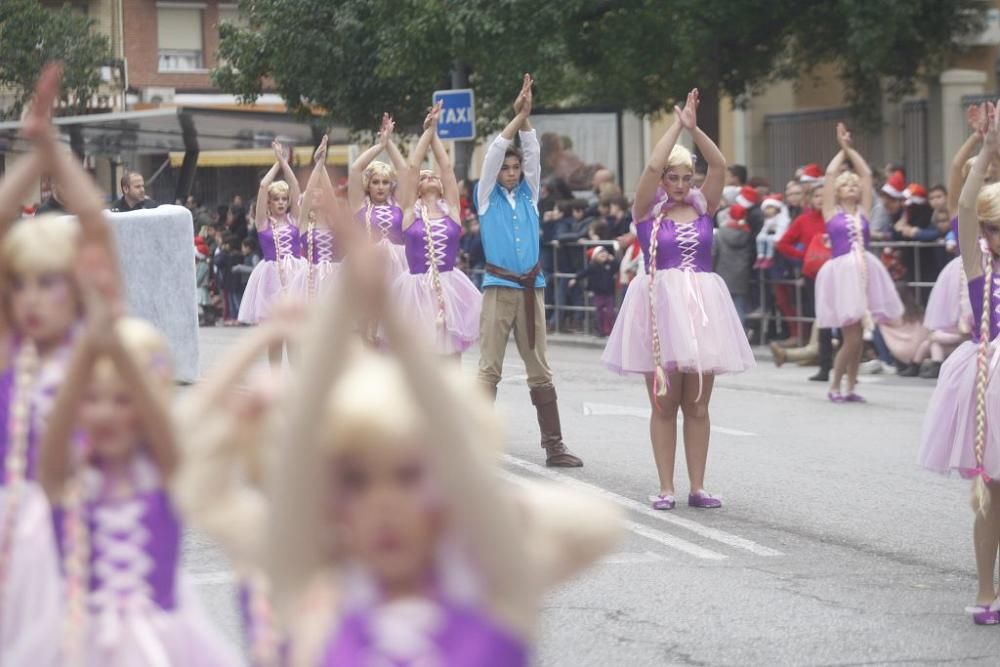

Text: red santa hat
xmin=761 ymin=195 xmax=784 ymax=212
xmin=735 ymin=186 xmax=760 ymax=208
xmin=799 ymin=163 xmax=823 ymax=183
xmin=728 ymin=204 xmax=747 ymax=221
xmin=903 ymin=183 xmax=927 ymax=205
xmin=880 ymin=170 xmax=906 ymax=199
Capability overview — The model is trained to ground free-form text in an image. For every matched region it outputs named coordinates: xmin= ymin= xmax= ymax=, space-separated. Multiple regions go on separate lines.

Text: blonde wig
xmin=267 ymin=181 xmax=291 ymax=200
xmin=1 ymin=214 xmax=80 ymax=277
xmin=362 ymin=161 xmax=397 ymax=192
xmin=976 ymin=182 xmax=1000 ymax=224
xmin=664 ymin=145 xmax=694 ymax=174
xmin=93 ymin=317 xmax=174 ymax=398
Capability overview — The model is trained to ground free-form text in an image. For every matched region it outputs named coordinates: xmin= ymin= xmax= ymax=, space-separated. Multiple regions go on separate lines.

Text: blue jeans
xmin=731 ymin=294 xmax=747 ymax=327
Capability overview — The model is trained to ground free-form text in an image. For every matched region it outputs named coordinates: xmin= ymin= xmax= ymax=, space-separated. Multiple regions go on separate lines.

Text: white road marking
xmin=581 ymin=402 xmax=758 ymax=437
xmin=601 ymin=551 xmax=669 ymax=564
xmin=500 ymin=469 xmax=726 ymax=561
xmin=503 ymin=455 xmax=783 ymax=558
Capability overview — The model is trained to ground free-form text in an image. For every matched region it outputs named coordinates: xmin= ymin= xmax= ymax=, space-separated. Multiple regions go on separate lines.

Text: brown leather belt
xmin=485 ymin=262 xmax=542 ymax=349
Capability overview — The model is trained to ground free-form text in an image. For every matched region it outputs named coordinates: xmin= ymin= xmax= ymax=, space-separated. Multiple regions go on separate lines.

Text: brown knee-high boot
xmin=529 ymin=386 xmax=583 ymax=467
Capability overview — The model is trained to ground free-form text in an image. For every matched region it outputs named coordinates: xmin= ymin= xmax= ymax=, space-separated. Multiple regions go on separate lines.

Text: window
xmin=157 ymin=5 xmax=204 ymax=72
xmin=217 ymin=3 xmax=245 ymax=29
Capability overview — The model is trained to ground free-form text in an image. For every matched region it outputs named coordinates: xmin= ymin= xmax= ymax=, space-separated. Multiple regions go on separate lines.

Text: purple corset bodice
xmin=259 ymin=219 xmax=302 ymax=262
xmin=826 ymin=212 xmax=871 ymax=258
xmin=322 ymin=600 xmax=527 ymax=667
xmin=968 ymin=273 xmax=1000 ymax=342
xmin=636 ymin=214 xmax=713 ymax=272
xmin=301 ymin=227 xmax=338 ymax=264
xmin=358 ymin=203 xmax=404 ymax=245
xmin=404 ymin=216 xmax=461 ymax=274
xmin=53 ymin=487 xmax=181 ymax=611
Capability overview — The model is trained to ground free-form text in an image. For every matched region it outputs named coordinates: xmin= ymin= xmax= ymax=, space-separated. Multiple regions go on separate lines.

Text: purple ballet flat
xmin=650 ymin=494 xmax=676 ymax=511
xmin=844 ymin=392 xmax=866 ymax=403
xmin=688 ymin=491 xmax=722 ymax=509
xmin=827 ymin=391 xmax=845 ymax=403
xmin=969 ymin=604 xmax=1000 ymax=625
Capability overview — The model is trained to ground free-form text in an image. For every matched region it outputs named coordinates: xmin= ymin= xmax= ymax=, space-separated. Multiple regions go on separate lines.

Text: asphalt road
xmin=184 ymin=327 xmax=1000 ymax=666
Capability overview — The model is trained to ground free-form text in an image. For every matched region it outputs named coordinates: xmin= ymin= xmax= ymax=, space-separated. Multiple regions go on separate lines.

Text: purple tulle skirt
xmin=379 ymin=239 xmax=408 ymax=284
xmin=918 ymin=338 xmax=1000 ymax=478
xmin=602 ymin=269 xmax=755 ymax=375
xmin=814 ymin=252 xmax=903 ymax=328
xmin=289 ymin=260 xmax=341 ymax=301
xmin=923 ymin=256 xmax=972 ymax=334
xmin=0 ymin=484 xmax=61 ymax=666
xmin=237 ymin=256 xmax=307 ymax=323
xmin=392 ymin=270 xmax=482 ymax=354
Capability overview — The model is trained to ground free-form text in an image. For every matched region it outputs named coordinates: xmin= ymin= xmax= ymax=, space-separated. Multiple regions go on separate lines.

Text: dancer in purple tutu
xmin=349 ymin=113 xmax=412 ymax=280
xmin=602 ymin=89 xmax=754 ymax=511
xmin=815 ymin=123 xmax=903 ymax=403
xmin=0 ymin=65 xmax=123 ymax=665
xmin=918 ymin=101 xmax=1000 ymax=625
xmin=267 ymin=242 xmax=620 ymax=666
xmin=39 ymin=288 xmax=242 ymax=665
xmin=238 ymin=140 xmax=306 ymax=367
xmin=290 ymin=135 xmax=344 ymax=302
xmin=393 ymin=102 xmax=482 ymax=357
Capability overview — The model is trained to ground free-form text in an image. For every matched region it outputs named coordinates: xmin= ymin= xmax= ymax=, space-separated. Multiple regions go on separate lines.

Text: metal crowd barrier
xmin=466 ymin=238 xmax=952 ymax=342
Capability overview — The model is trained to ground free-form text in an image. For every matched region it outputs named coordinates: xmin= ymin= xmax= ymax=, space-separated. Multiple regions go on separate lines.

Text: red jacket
xmin=776 ymin=208 xmax=825 ymax=261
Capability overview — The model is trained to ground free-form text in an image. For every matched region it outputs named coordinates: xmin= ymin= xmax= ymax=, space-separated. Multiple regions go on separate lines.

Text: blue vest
xmin=476 ymin=180 xmax=545 ymax=289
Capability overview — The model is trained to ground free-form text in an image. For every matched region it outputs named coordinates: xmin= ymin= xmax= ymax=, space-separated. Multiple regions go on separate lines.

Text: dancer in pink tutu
xmin=39 ymin=290 xmax=241 ymax=665
xmin=602 ymin=89 xmax=754 ymax=511
xmin=815 ymin=123 xmax=903 ymax=403
xmin=290 ymin=135 xmax=343 ymax=302
xmin=267 ymin=244 xmax=620 ymax=666
xmin=393 ymin=102 xmax=482 ymax=357
xmin=917 ymin=101 xmax=1000 ymax=625
xmin=0 ymin=65 xmax=122 ymax=665
xmin=238 ymin=140 xmax=306 ymax=367
xmin=349 ymin=113 xmax=412 ymax=280
xmin=918 ymin=106 xmax=995 ymax=378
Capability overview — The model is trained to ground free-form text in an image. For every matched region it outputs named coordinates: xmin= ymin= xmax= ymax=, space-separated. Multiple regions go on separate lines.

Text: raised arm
xmin=959 ymin=102 xmax=997 ymax=279
xmin=256 ymin=161 xmax=282 ymax=231
xmin=477 ymin=76 xmax=532 ymax=214
xmin=430 ymin=130 xmax=460 ymax=216
xmin=299 ymin=136 xmax=329 ymax=230
xmin=633 ymin=118 xmax=682 ymax=221
xmin=273 ymin=141 xmax=301 ymax=220
xmin=383 ymin=120 xmax=413 ymax=208
xmin=836 ymin=124 xmax=873 ymax=214
xmin=679 ymin=89 xmax=726 ymax=213
xmin=950 ymin=105 xmax=985 ymax=217
xmin=348 ymin=115 xmax=392 ymax=213
xmin=821 ymin=149 xmax=847 ymax=222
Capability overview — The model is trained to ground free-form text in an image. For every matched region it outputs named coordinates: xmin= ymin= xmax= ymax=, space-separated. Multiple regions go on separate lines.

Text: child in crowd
xmin=570 ymin=220 xmax=620 ymax=337
xmin=754 ymin=196 xmax=789 ymax=269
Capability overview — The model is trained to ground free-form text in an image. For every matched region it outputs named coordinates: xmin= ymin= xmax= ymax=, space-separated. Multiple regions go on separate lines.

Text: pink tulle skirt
xmin=918 ymin=338 xmax=1000 ymax=478
xmin=602 ymin=269 xmax=755 ymax=375
xmin=380 ymin=239 xmax=408 ymax=284
xmin=391 ymin=270 xmax=482 ymax=354
xmin=814 ymin=252 xmax=903 ymax=328
xmin=288 ymin=260 xmax=341 ymax=301
xmin=237 ymin=256 xmax=307 ymax=323
xmin=923 ymin=256 xmax=972 ymax=334
xmin=0 ymin=484 xmax=62 ymax=666
xmin=78 ymin=573 xmax=242 ymax=667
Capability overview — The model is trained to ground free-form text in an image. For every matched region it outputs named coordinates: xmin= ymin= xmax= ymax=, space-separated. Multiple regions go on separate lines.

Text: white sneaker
xmin=859 ymin=359 xmax=884 ymax=375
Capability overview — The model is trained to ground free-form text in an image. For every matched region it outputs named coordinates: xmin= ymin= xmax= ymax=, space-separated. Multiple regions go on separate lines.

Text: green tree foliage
xmin=216 ymin=0 xmax=988 ymax=137
xmin=0 ymin=0 xmax=112 ymax=120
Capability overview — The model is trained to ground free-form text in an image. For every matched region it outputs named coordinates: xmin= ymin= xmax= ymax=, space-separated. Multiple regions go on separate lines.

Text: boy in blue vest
xmin=476 ymin=73 xmax=583 ymax=467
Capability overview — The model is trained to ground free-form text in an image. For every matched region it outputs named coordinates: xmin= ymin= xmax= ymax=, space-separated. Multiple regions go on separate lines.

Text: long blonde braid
xmin=848 ymin=211 xmax=874 ymax=331
xmin=649 ymin=214 xmax=668 ymax=397
xmin=61 ymin=466 xmax=89 ymax=667
xmin=0 ymin=343 xmax=38 ymax=603
xmin=959 ymin=263 xmax=973 ymax=335
xmin=305 ymin=212 xmax=317 ymax=300
xmin=269 ymin=214 xmax=287 ymax=289
xmin=419 ymin=201 xmax=447 ymax=329
xmin=972 ymin=245 xmax=995 ymax=516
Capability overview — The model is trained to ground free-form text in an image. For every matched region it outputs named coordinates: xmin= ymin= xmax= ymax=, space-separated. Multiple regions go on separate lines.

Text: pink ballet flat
xmin=688 ymin=491 xmax=722 ymax=509
xmin=827 ymin=391 xmax=844 ymax=403
xmin=968 ymin=604 xmax=1000 ymax=625
xmin=844 ymin=392 xmax=866 ymax=403
xmin=650 ymin=494 xmax=676 ymax=511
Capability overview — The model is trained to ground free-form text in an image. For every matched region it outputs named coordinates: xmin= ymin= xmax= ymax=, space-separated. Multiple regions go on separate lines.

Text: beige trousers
xmin=477 ymin=287 xmax=553 ymax=389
